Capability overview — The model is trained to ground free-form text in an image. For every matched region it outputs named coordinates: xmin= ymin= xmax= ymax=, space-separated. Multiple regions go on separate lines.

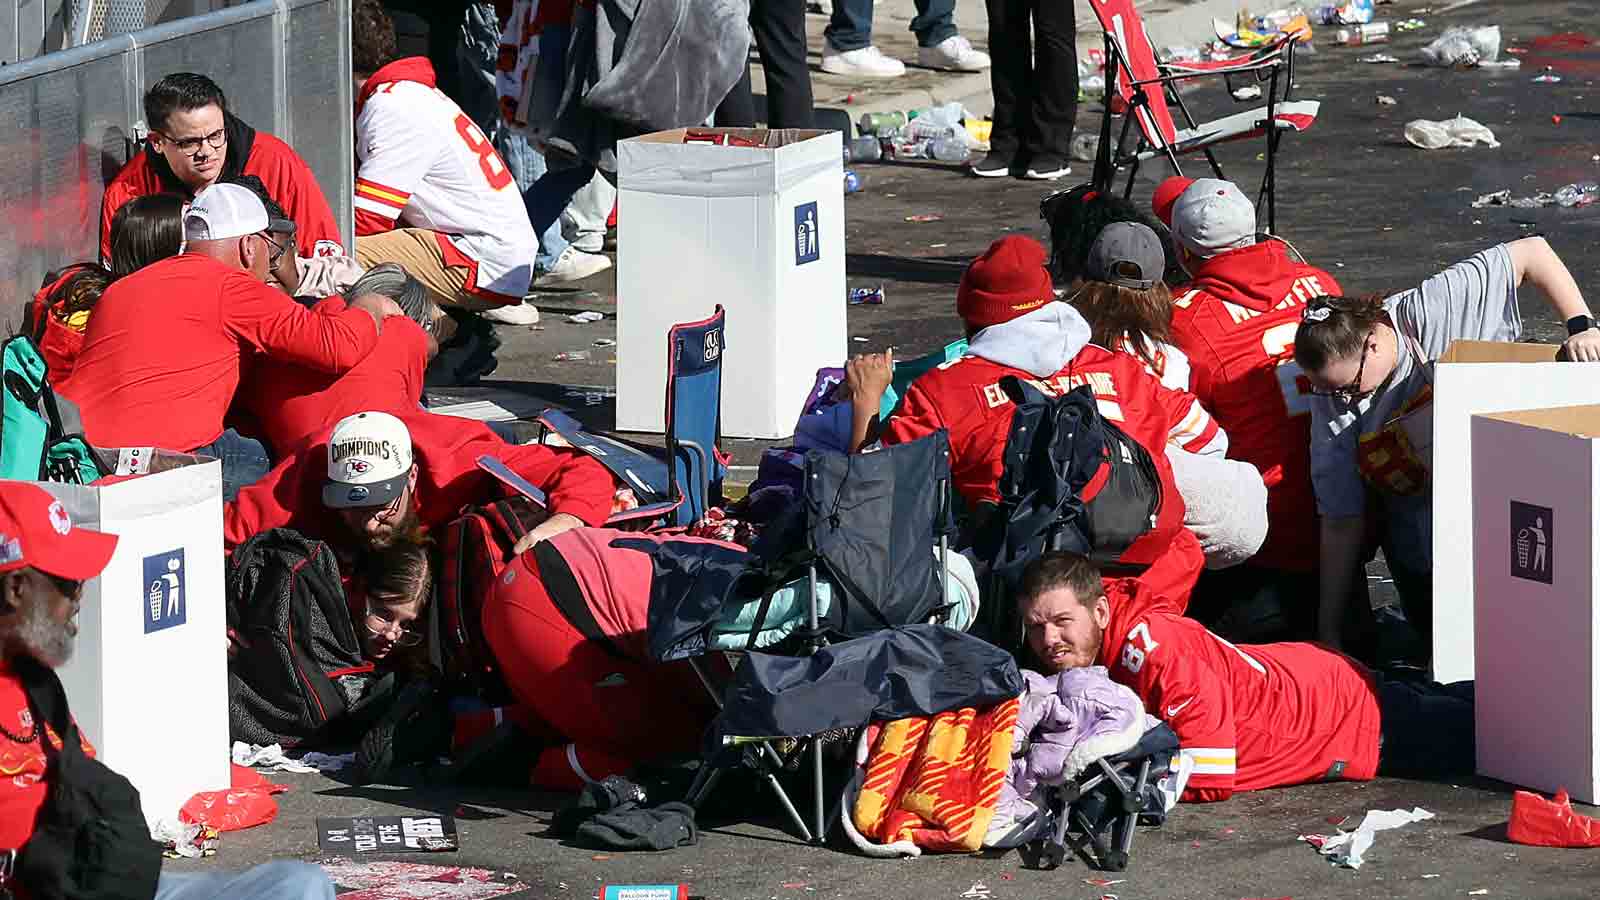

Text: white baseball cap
xmin=183 ymin=183 xmax=269 ymax=242
xmin=1168 ymin=178 xmax=1257 ymax=259
xmin=323 ymin=412 xmax=415 ymax=509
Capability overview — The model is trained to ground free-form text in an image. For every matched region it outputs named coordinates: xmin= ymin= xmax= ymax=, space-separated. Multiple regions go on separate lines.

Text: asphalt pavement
xmin=173 ymin=1 xmax=1600 ymax=897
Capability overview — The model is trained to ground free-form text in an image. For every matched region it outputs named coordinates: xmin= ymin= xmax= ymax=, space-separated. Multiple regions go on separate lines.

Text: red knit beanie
xmin=956 ymin=236 xmax=1055 ymax=330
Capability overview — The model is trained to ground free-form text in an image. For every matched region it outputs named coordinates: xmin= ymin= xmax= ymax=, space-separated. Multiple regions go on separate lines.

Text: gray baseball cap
xmin=1085 ymin=221 xmax=1165 ymax=290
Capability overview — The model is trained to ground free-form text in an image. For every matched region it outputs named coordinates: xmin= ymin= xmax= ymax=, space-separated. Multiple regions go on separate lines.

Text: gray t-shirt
xmin=1309 ymin=243 xmax=1522 ymax=567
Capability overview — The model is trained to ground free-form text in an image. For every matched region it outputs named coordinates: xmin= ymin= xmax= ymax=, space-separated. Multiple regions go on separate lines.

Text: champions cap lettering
xmin=322 ymin=412 xmax=414 ymax=509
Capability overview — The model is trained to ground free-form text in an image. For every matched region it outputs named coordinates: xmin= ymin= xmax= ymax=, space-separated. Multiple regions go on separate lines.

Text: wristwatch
xmin=1567 ymin=314 xmax=1598 ymax=336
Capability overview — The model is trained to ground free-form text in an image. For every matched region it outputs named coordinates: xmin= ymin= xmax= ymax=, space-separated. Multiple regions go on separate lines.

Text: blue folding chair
xmin=537 ymin=305 xmax=728 ymax=529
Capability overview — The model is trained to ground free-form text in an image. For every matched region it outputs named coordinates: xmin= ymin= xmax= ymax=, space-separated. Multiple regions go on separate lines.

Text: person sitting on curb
xmin=1295 ymin=236 xmax=1600 ymax=659
xmin=1016 ymin=550 xmax=1475 ymax=802
xmin=0 ymin=481 xmax=337 ymax=900
xmin=1149 ymin=177 xmax=1345 ymax=644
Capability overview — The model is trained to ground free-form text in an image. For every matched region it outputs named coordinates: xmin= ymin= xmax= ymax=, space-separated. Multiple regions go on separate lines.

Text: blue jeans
xmin=157 ymin=861 xmax=334 ymax=900
xmin=524 ymin=147 xmax=570 ymax=271
xmin=825 ymin=0 xmax=957 ymax=51
xmin=192 ymin=428 xmax=273 ymax=502
xmin=527 ymin=162 xmax=599 ymax=252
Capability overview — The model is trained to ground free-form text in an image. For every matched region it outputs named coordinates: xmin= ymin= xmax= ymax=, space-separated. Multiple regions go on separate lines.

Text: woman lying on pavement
xmin=1296 ymin=236 xmax=1600 ymax=659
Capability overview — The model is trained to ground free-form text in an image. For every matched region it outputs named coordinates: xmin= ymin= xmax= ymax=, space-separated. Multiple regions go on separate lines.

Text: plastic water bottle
xmin=1332 ymin=22 xmax=1389 ymax=45
xmin=1070 ymin=133 xmax=1099 ymax=162
xmin=847 ymin=135 xmax=882 ymax=162
xmin=930 ymin=138 xmax=969 ymax=162
xmin=1554 ymin=182 xmax=1600 ymax=208
xmin=858 ymin=111 xmax=906 ymax=137
xmin=1080 ymin=75 xmax=1106 ymax=101
xmin=843 ymin=169 xmax=863 ymax=193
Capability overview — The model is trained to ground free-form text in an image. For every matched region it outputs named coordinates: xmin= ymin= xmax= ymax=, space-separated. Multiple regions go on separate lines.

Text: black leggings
xmin=1376 ymin=675 xmax=1474 ymax=778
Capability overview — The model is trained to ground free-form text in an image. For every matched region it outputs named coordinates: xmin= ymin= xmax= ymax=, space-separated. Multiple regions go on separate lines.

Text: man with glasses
xmin=1149 ymin=177 xmax=1343 ymax=646
xmin=100 ymin=72 xmax=344 ymax=265
xmin=64 ymin=185 xmax=404 ymax=500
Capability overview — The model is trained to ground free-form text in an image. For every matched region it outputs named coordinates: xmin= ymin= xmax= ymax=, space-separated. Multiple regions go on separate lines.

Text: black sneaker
xmin=970 ymin=151 xmax=1014 ymax=178
xmin=354 ymin=676 xmax=452 ymax=785
xmin=1024 ymin=156 xmax=1071 ymax=181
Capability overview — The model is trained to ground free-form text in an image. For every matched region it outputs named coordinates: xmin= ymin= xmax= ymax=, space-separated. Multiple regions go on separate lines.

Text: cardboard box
xmin=616 ymin=128 xmax=846 ymax=438
xmin=44 ymin=457 xmax=229 ymax=827
xmin=1472 ymin=404 xmax=1600 ymax=802
xmin=1431 ymin=341 xmax=1599 ymax=684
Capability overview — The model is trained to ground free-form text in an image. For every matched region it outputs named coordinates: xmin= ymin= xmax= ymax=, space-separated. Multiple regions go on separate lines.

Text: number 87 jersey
xmin=1097 ymin=577 xmax=1383 ymax=803
xmin=354 ymin=59 xmax=538 ymax=302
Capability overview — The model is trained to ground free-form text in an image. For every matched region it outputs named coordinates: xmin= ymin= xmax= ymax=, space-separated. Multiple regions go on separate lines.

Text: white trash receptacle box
xmin=43 ymin=455 xmax=229 ymax=827
xmin=1472 ymin=404 xmax=1600 ymax=803
xmin=616 ymin=128 xmax=846 ymax=439
xmin=1431 ymin=341 xmax=1599 ymax=684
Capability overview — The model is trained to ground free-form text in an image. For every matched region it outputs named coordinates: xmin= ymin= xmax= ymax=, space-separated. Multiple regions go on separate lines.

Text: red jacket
xmin=62 ymin=254 xmax=380 ymax=452
xmin=224 ymin=410 xmax=615 ymax=547
xmin=1170 ymin=241 xmax=1340 ymax=572
xmin=232 ymin=297 xmax=428 ymax=456
xmin=883 ymin=342 xmax=1217 ymax=570
xmin=1098 ymin=577 xmax=1381 ymax=802
xmin=99 ymin=114 xmax=343 ymax=263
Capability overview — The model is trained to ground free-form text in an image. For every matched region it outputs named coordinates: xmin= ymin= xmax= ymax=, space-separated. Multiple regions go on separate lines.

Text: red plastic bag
xmin=179 ymin=764 xmax=288 ymax=832
xmin=1507 ymin=789 xmax=1600 ymax=848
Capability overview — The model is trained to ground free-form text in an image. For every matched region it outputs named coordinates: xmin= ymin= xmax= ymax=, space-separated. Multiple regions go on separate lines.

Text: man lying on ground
xmin=0 ymin=481 xmax=337 ymax=900
xmin=1016 ymin=550 xmax=1474 ymax=802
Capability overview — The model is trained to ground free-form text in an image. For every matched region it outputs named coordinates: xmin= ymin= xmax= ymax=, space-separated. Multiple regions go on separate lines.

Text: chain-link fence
xmin=0 ymin=0 xmax=352 ymax=324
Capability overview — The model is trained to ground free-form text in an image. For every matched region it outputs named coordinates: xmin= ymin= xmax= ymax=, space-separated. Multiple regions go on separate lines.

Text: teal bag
xmin=880 ymin=338 xmax=970 ymax=418
xmin=0 ymin=334 xmax=102 ymax=484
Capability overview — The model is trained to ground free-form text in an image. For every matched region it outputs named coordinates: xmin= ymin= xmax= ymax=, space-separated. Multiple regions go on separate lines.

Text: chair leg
xmin=766 ymin=768 xmax=816 ymax=842
xmin=811 ymin=736 xmax=827 ymax=843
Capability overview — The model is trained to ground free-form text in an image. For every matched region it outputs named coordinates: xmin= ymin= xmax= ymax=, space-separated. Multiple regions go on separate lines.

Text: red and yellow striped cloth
xmin=852 ymin=698 xmax=1020 ymax=853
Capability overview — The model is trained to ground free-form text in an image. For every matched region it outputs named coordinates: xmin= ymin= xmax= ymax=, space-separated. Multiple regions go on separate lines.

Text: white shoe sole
xmin=1024 ymin=168 xmax=1070 ymax=181
xmin=820 ymin=57 xmax=906 ymax=78
xmin=971 ymin=165 xmax=1010 ymax=178
xmin=480 ymin=303 xmax=541 ymax=326
xmin=540 ymin=253 xmax=613 ymax=285
xmin=917 ymin=53 xmax=991 ymax=72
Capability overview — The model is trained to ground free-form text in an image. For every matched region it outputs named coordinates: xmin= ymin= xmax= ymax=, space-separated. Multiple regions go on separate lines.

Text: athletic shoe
xmin=480 ymin=301 xmax=541 ymax=326
xmin=426 ymin=311 xmax=501 ymax=386
xmin=540 ymin=246 xmax=613 ymax=285
xmin=970 ymin=151 xmax=1014 ymax=178
xmin=353 ymin=676 xmax=452 ymax=785
xmin=1024 ymin=156 xmax=1071 ymax=180
xmin=917 ymin=35 xmax=991 ymax=72
xmin=820 ymin=42 xmax=906 ymax=78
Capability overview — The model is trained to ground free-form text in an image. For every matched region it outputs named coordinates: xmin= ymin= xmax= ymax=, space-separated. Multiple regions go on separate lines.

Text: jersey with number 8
xmin=354 ymin=60 xmax=536 ymax=301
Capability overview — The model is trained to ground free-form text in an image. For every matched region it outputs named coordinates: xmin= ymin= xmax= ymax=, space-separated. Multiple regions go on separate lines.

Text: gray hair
xmin=347 ymin=263 xmax=434 ymax=332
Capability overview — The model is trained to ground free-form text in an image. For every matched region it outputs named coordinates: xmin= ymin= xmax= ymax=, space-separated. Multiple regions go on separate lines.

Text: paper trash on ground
xmin=319 ymin=860 xmax=527 ymax=900
xmin=1299 ymin=807 xmax=1435 ymax=868
xmin=232 ymin=742 xmax=321 ymax=774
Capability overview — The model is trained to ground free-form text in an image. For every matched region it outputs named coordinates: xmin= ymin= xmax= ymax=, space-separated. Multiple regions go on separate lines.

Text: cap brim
xmin=323 ymin=471 xmax=408 ymax=509
xmin=35 ymin=529 xmax=119 ymax=581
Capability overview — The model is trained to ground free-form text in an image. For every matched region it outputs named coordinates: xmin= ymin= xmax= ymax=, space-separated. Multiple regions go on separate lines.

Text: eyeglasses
xmin=259 ymin=232 xmax=291 ymax=269
xmin=363 ymin=607 xmax=424 ymax=646
xmin=41 ymin=572 xmax=84 ymax=602
xmin=158 ymin=127 xmax=226 ymax=157
xmin=1309 ymin=329 xmax=1373 ymax=404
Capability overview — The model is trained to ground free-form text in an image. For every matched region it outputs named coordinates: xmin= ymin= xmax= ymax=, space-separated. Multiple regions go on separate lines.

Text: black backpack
xmin=225 ymin=529 xmax=386 ymax=748
xmin=13 ymin=655 xmax=160 ymax=900
xmin=976 ymin=379 xmax=1164 ymax=592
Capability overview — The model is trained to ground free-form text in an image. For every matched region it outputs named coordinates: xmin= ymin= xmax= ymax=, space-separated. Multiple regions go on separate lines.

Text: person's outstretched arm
xmin=1318 ymin=514 xmax=1366 ymax=649
xmin=1508 ymin=236 xmax=1600 ymax=361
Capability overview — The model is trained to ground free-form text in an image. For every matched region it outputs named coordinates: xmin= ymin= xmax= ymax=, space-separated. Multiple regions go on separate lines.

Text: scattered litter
xmin=1232 ymin=85 xmax=1263 ymax=101
xmin=1554 ymin=182 xmax=1599 ymax=207
xmin=153 ymin=818 xmax=218 ymax=859
xmin=960 ymin=884 xmax=992 ymax=900
xmin=1100 ymin=895 xmax=1119 ymax=900
xmin=1422 ymin=873 xmax=1441 ymax=878
xmin=1469 ymin=891 xmax=1488 ymax=896
xmin=1221 ymin=827 xmax=1237 ymax=835
xmin=1299 ymin=806 xmax=1435 ymax=869
xmin=904 ymin=214 xmax=943 ymax=223
xmin=592 ymin=854 xmax=613 ymax=861
xmin=317 ymin=816 xmax=459 ymax=855
xmin=1358 ymin=53 xmax=1400 ymax=63
xmin=1084 ymin=878 xmax=1125 ymax=886
xmin=930 ymin=243 xmax=948 ymax=249
xmin=1376 ymin=94 xmax=1397 ymax=106
xmin=568 ymin=311 xmax=605 ymax=324
xmin=1553 ymin=114 xmax=1563 ymax=125
xmin=318 ymin=860 xmax=528 ymax=900
xmin=849 ymin=286 xmax=886 ymax=305
xmin=853 ymin=336 xmax=869 ymax=342
xmin=1332 ymin=22 xmax=1390 ymax=46
xmin=1395 ymin=18 xmax=1426 ymax=31
xmin=181 ymin=768 xmax=287 ymax=832
xmin=1508 ymin=788 xmax=1600 ymax=847
xmin=1471 ymin=190 xmax=1511 ymax=207
xmin=1403 ymin=116 xmax=1499 ymax=150
xmin=1314 ymin=0 xmax=1376 ymax=25
xmin=592 ymin=338 xmax=617 ymax=348
xmin=999 ymin=873 xmax=1013 ymax=881
xmin=1421 ymin=25 xmax=1501 ymax=67
xmin=233 ymin=742 xmax=319 ymax=774
xmin=554 ymin=351 xmax=591 ymax=362
xmin=1533 ymin=67 xmax=1562 ymax=83
xmin=1326 ymin=815 xmax=1350 ymax=826
xmin=781 ymin=882 xmax=809 ymax=889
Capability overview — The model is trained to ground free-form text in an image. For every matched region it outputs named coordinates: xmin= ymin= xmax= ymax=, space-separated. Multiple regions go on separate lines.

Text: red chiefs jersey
xmin=1098 ymin=577 xmax=1381 ymax=802
xmin=1170 ymin=240 xmax=1340 ymax=572
xmin=883 ymin=345 xmax=1219 ymax=568
xmin=100 ymin=117 xmax=344 ymax=263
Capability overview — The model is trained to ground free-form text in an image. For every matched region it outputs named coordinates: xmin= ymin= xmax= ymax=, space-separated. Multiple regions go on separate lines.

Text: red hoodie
xmin=1169 ymin=240 xmax=1340 ymax=573
xmin=1097 ymin=576 xmax=1381 ymax=802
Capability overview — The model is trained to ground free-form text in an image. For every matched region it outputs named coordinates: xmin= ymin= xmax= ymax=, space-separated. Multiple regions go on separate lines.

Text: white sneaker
xmin=917 ymin=35 xmax=991 ymax=72
xmin=540 ymin=246 xmax=613 ymax=285
xmin=480 ymin=302 xmax=541 ymax=326
xmin=821 ymin=42 xmax=907 ymax=78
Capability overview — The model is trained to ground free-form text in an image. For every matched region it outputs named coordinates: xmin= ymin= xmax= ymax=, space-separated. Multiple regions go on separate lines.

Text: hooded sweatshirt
xmin=100 ymin=110 xmax=344 ymax=263
xmin=1170 ymin=240 xmax=1340 ymax=573
xmin=883 ymin=302 xmax=1221 ymax=570
xmin=355 ymin=57 xmax=537 ymax=304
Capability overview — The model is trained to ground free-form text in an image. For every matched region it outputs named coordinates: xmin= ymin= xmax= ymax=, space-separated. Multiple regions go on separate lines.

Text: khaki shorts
xmin=356 ymin=228 xmax=498 ymax=313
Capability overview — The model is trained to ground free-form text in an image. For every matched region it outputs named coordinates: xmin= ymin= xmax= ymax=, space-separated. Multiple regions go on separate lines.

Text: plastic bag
xmin=1403 ymin=116 xmax=1500 ymax=150
xmin=1421 ymin=25 xmax=1501 ymax=67
xmin=179 ymin=764 xmax=288 ymax=832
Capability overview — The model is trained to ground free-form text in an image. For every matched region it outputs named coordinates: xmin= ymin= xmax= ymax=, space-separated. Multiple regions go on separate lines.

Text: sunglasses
xmin=41 ymin=571 xmax=85 ymax=601
xmin=1308 ymin=328 xmax=1374 ymax=404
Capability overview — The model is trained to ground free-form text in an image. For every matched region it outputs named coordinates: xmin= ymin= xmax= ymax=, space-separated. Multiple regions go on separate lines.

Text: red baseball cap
xmin=0 ymin=482 xmax=117 ymax=581
xmin=1152 ymin=176 xmax=1197 ymax=227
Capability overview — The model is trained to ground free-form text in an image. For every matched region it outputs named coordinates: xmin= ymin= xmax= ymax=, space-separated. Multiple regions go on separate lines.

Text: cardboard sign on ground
xmin=317 ymin=815 xmax=461 ymax=855
xmin=1472 ymin=404 xmax=1600 ymax=803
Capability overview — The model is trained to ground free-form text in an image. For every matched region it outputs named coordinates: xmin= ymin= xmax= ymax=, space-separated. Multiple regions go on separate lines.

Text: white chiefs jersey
xmin=355 ymin=77 xmax=535 ymax=301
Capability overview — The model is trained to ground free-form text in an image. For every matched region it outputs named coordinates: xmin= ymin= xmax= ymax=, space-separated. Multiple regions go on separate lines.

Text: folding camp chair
xmin=537 ymin=306 xmax=728 ymax=528
xmin=1021 ymin=722 xmax=1181 ymax=872
xmin=1087 ymin=0 xmax=1320 ymax=232
xmin=644 ymin=430 xmax=962 ymax=842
